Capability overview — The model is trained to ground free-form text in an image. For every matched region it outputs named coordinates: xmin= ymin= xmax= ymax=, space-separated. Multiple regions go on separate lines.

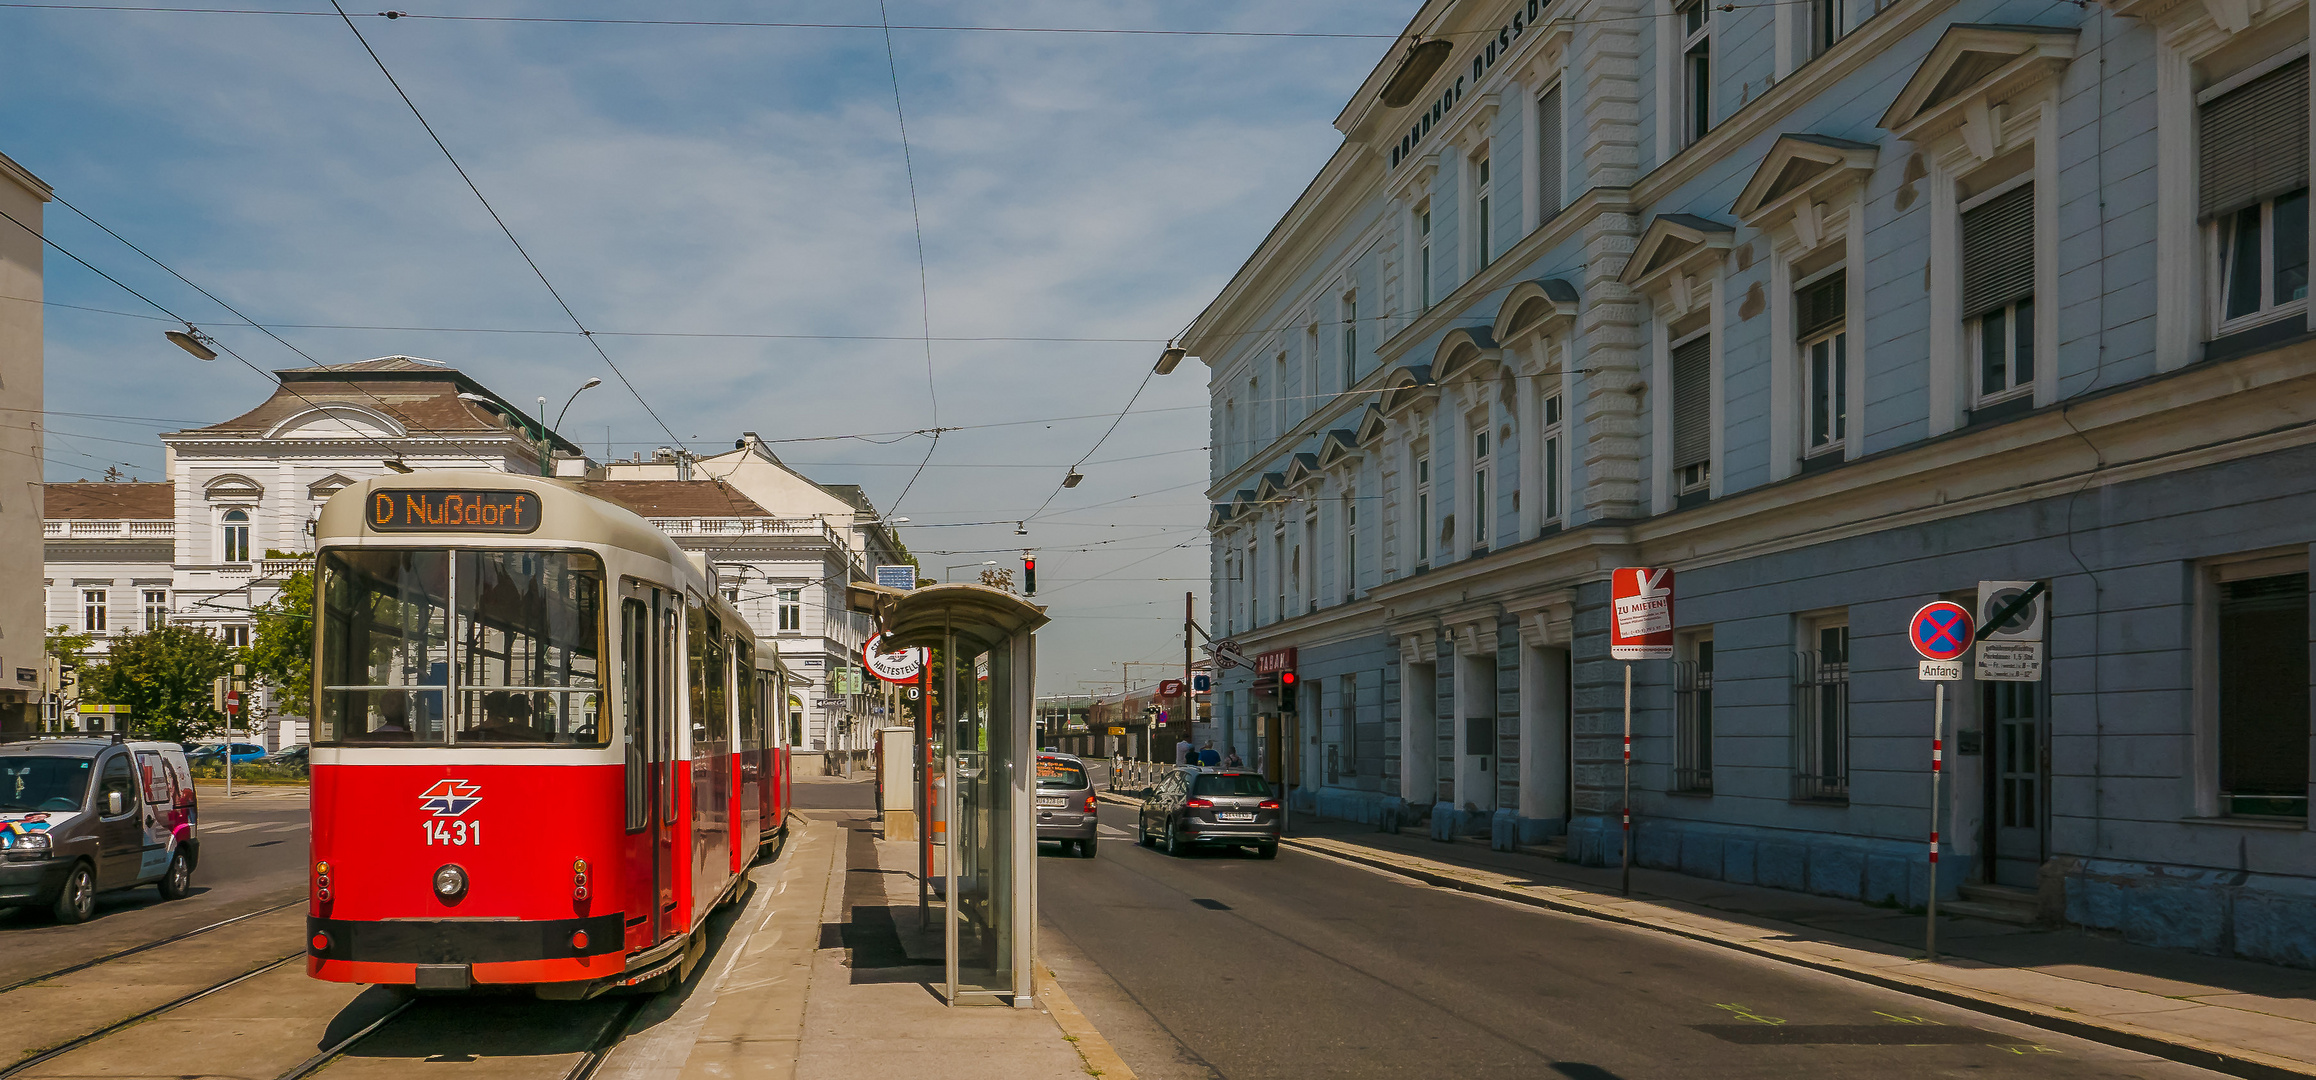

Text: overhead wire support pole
xmin=1621 ymin=662 xmax=1633 ymax=897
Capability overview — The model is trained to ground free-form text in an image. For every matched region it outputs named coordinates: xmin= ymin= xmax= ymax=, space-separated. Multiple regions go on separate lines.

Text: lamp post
xmin=944 ymin=560 xmax=996 ymax=583
xmin=553 ymin=377 xmax=602 ymax=431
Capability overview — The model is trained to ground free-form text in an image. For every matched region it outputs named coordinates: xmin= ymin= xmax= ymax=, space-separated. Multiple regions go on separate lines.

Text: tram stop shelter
xmin=848 ymin=581 xmax=1048 ymax=1006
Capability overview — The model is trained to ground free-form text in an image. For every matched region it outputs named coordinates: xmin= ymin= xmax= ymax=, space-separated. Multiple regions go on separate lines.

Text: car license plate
xmin=1037 ymin=797 xmax=1065 ymax=809
xmin=1218 ymin=812 xmax=1255 ymax=822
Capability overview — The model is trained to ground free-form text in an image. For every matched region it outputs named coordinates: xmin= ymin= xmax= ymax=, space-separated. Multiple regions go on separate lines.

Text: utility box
xmin=877 ymin=725 xmax=917 ymax=839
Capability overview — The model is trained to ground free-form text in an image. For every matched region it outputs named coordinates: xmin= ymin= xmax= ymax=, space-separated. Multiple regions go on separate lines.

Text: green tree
xmin=79 ymin=626 xmax=237 ymax=744
xmin=248 ymin=567 xmax=314 ymax=715
xmin=45 ymin=625 xmax=97 ymax=671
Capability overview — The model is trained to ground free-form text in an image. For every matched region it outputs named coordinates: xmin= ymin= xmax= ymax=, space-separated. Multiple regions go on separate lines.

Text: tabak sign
xmin=1609 ymin=567 xmax=1675 ymax=661
xmin=1254 ymin=648 xmax=1296 ymax=675
xmin=369 ymin=489 xmax=540 ymax=533
xmin=862 ymin=632 xmax=927 ymax=684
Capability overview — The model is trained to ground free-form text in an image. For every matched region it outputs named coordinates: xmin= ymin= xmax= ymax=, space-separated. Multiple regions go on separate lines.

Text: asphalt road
xmin=1038 ymin=798 xmax=2229 ymax=1080
xmin=0 ymin=783 xmax=308 ymax=987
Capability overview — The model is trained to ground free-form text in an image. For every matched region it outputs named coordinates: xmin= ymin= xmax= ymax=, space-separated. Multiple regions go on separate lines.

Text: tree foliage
xmin=79 ymin=626 xmax=237 ymax=744
xmin=248 ymin=567 xmax=314 ymax=713
xmin=45 ymin=625 xmax=97 ymax=672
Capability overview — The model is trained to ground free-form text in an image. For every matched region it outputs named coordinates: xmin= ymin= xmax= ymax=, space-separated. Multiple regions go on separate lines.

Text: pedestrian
xmin=1198 ymin=741 xmax=1220 ymax=767
xmin=1175 ymin=735 xmax=1194 ymax=766
xmin=1222 ymin=746 xmax=1243 ymax=768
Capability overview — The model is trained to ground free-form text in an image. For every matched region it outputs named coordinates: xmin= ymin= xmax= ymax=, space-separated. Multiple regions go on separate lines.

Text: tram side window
xmin=456 ymin=551 xmax=606 ymax=746
xmin=317 ymin=549 xmax=452 ymax=744
xmin=737 ymin=654 xmax=762 ymax=752
xmin=688 ymin=606 xmax=727 ymax=748
xmin=622 ymin=598 xmax=650 ymax=831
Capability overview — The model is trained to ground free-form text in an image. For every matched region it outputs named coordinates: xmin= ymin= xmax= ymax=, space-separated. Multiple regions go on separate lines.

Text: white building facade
xmin=1194 ymin=0 xmax=2316 ymax=967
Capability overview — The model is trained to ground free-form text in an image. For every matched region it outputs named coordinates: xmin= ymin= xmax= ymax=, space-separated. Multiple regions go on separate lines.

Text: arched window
xmin=222 ymin=509 xmax=251 ymax=563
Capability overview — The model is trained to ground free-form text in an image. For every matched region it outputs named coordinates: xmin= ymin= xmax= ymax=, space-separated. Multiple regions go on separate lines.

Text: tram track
xmin=0 ymin=952 xmax=306 ymax=1079
xmin=0 ymin=896 xmax=306 ymax=997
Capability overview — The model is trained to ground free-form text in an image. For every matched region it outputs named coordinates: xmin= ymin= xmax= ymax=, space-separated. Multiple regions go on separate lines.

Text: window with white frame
xmin=1793 ymin=615 xmax=1850 ymax=801
xmin=1961 ymin=180 xmax=2035 ymax=406
xmin=2202 ymin=57 xmax=2310 ymax=334
xmin=1677 ymin=0 xmax=1712 ymax=147
xmin=1473 ymin=153 xmax=1494 ymax=268
xmin=1341 ymin=490 xmax=1358 ymax=600
xmin=1413 ymin=450 xmax=1433 ymax=567
xmin=777 ymin=589 xmax=803 ymax=632
xmin=1809 ymin=0 xmax=1845 ymax=59
xmin=1224 ymin=398 xmax=1238 ymax=467
xmin=1244 ymin=537 xmax=1257 ymax=628
xmin=221 ymin=625 xmax=249 ymax=649
xmin=721 ymin=585 xmax=740 ymax=604
xmin=1541 ymin=390 xmax=1566 ymax=524
xmin=83 ymin=589 xmax=106 ymax=633
xmin=1339 ymin=673 xmax=1360 ymax=776
xmin=143 ymin=589 xmax=168 ymax=630
xmin=1674 ymin=632 xmax=1714 ymax=792
xmin=1469 ymin=419 xmax=1491 ymax=552
xmin=1273 ymin=352 xmax=1289 ymax=436
xmin=1247 ymin=377 xmax=1260 ymax=446
xmin=2205 ymin=554 xmax=2310 ymax=819
xmin=1273 ymin=523 xmax=1287 ymax=622
xmin=221 ymin=509 xmax=251 ymax=563
xmin=1670 ymin=330 xmax=1712 ymax=494
xmin=1797 ymin=268 xmax=1848 ymax=457
xmin=1304 ymin=514 xmax=1318 ymax=612
xmin=1417 ymin=204 xmax=1435 ymax=310
xmin=1341 ymin=293 xmax=1359 ymax=389
xmin=1537 ymin=84 xmax=1564 ymax=221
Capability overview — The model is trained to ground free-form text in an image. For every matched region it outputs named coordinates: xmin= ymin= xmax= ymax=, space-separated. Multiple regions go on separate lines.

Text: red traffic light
xmin=1280 ymin=671 xmax=1295 ymax=684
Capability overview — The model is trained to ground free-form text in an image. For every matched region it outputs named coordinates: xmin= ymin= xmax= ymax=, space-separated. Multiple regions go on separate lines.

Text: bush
xmin=188 ymin=761 xmax=307 ymax=784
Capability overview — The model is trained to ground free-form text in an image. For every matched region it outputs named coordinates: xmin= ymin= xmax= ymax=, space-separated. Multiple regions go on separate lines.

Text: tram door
xmin=623 ymin=593 xmax=680 ymax=949
xmin=654 ymin=596 xmax=680 ymax=942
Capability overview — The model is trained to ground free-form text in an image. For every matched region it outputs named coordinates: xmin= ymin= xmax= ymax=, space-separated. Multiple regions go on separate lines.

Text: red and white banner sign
xmin=1609 ymin=567 xmax=1675 ymax=660
xmin=862 ymin=632 xmax=928 ymax=684
xmin=1158 ymin=679 xmax=1185 ymax=698
xmin=1254 ymin=648 xmax=1296 ymax=675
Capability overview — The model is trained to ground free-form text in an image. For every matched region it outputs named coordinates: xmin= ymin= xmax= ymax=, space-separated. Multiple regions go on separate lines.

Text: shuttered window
xmin=1538 ymin=85 xmax=1563 ymax=219
xmin=1671 ymin=334 xmax=1711 ymax=469
xmin=1796 ymin=270 xmax=1846 ymax=339
xmin=1961 ymin=183 xmax=2034 ymax=319
xmin=2201 ymin=56 xmax=2310 ymax=220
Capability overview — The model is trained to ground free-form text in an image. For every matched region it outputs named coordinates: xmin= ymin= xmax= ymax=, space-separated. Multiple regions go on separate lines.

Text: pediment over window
xmin=1734 ymin=135 xmax=1880 ymax=239
xmin=1227 ymin=489 xmax=1259 ymax=522
xmin=1316 ymin=427 xmax=1363 ymax=470
xmin=1379 ymin=364 xmax=1439 ymax=417
xmin=203 ymin=474 xmax=264 ymax=501
xmin=1431 ymin=327 xmax=1502 ymax=386
xmin=1284 ymin=453 xmax=1322 ymax=490
xmin=1879 ymin=25 xmax=2079 ymax=145
xmin=1354 ymin=404 xmax=1389 ymax=447
xmin=2099 ymin=0 xmax=2270 ymax=32
xmin=262 ymin=402 xmax=407 ymax=441
xmin=1492 ymin=278 xmax=1580 ymax=347
xmin=1208 ymin=503 xmax=1234 ymax=530
xmin=1254 ymin=472 xmax=1288 ymax=503
xmin=306 ymin=473 xmax=358 ymax=500
xmin=1622 ymin=214 xmax=1735 ymax=310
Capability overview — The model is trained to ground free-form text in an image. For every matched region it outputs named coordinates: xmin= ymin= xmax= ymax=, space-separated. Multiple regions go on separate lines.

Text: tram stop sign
xmin=1910 ymin=601 xmax=1973 ymax=679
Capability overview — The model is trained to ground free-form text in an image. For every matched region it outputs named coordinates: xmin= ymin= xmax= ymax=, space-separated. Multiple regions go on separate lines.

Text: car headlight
xmin=7 ymin=832 xmax=50 ymax=852
xmin=432 ymin=863 xmax=468 ymax=901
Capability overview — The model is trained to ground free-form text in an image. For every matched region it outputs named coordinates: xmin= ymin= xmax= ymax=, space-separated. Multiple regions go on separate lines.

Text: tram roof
xmin=318 ymin=471 xmax=704 ymax=590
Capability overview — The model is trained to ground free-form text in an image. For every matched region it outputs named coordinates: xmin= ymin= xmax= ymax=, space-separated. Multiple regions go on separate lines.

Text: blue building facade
xmin=1187 ymin=0 xmax=2316 ymax=967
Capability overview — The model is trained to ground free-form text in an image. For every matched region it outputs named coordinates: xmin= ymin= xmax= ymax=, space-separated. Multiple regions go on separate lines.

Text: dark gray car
xmin=1138 ymin=767 xmax=1279 ymax=858
xmin=1035 ymin=754 xmax=1099 ymax=857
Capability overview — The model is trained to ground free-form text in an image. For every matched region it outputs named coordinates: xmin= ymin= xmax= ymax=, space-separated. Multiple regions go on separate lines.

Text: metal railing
xmin=1673 ymin=658 xmax=1713 ymax=793
xmin=1792 ymin=649 xmax=1850 ymax=802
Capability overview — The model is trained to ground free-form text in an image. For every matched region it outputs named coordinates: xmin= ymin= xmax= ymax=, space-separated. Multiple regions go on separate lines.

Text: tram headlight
xmin=432 ymin=863 xmax=468 ymax=902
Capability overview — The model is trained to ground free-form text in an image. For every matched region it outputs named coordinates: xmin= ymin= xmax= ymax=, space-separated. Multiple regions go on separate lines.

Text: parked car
xmin=1035 ymin=754 xmax=1099 ymax=858
xmin=261 ymin=745 xmax=309 ymax=772
xmin=187 ymin=743 xmax=267 ymax=766
xmin=1138 ymin=767 xmax=1280 ymax=858
xmin=0 ymin=737 xmax=201 ymax=922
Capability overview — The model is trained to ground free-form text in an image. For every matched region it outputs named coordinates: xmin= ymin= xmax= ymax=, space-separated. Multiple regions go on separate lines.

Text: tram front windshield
xmin=318 ymin=549 xmax=605 ymax=746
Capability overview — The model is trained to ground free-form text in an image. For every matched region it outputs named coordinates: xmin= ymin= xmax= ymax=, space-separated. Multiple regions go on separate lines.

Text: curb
xmin=1282 ymin=836 xmax=2313 ymax=1080
xmin=1034 ymin=959 xmax=1137 ymax=1080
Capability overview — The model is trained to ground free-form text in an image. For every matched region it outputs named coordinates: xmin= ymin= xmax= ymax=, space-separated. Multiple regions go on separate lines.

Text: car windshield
xmin=1036 ymin=759 xmax=1087 ymax=789
xmin=1191 ymin=773 xmax=1272 ymax=798
xmin=0 ymin=756 xmax=94 ymax=812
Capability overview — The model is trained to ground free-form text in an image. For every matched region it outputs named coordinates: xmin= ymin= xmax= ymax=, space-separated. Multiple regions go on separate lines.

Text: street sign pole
xmin=1929 ymin=680 xmax=1945 ymax=962
xmin=1621 ymin=662 xmax=1633 ymax=897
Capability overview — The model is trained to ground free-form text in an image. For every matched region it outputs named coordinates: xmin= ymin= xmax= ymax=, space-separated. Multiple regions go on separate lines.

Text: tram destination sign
xmin=369 ymin=489 xmax=541 ymax=533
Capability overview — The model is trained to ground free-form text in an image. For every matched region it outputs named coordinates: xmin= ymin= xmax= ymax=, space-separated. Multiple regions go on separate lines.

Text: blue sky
xmin=4 ymin=0 xmax=1410 ymax=692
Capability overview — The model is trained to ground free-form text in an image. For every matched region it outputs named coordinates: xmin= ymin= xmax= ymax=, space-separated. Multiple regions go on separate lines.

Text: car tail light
xmin=571 ymin=930 xmax=589 ymax=950
xmin=1184 ymin=798 xmax=1214 ymax=809
xmin=1258 ymin=799 xmax=1280 ymax=810
xmin=315 ymin=862 xmax=332 ymax=903
xmin=1082 ymin=793 xmax=1098 ymax=813
xmin=311 ymin=932 xmax=330 ymax=952
xmin=574 ymin=859 xmax=590 ymax=902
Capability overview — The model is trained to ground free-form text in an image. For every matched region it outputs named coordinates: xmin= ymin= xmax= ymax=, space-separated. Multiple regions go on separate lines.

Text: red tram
xmin=306 ymin=473 xmax=792 ymax=997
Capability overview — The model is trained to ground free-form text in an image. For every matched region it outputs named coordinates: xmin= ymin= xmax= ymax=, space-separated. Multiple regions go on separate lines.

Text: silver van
xmin=0 ymin=737 xmax=200 ymax=923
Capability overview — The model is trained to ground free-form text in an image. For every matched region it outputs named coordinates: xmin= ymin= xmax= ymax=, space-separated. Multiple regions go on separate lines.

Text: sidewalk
xmin=599 ymin=809 xmax=1126 ymax=1080
xmin=1100 ymin=789 xmax=2315 ymax=1079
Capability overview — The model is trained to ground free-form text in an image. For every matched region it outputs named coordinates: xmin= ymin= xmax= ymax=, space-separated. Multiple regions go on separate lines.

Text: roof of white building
xmin=573 ymin=480 xmax=773 ymax=518
xmin=43 ymin=481 xmax=172 ymax=519
xmin=167 ymin=357 xmax=585 ymax=455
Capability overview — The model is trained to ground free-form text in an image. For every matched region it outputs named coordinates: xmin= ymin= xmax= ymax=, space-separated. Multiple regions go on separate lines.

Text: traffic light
xmin=1022 ymin=557 xmax=1037 ymax=596
xmin=1278 ymin=669 xmax=1297 ymax=711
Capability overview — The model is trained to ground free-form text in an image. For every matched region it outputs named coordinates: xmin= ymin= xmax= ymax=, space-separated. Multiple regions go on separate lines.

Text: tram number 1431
xmin=424 ymin=820 xmax=483 ymax=846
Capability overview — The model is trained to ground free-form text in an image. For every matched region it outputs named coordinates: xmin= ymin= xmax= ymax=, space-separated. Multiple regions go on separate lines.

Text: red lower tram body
xmin=307 ymin=747 xmax=788 ymax=994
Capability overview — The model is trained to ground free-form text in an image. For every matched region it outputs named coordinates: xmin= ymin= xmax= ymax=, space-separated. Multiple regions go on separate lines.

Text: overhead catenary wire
xmin=876 ymin=0 xmax=941 ymax=517
xmin=323 ymin=0 xmax=689 ymax=454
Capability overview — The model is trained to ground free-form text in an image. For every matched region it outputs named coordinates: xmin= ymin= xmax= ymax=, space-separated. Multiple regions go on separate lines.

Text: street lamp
xmin=944 ymin=559 xmax=996 ymax=583
xmin=165 ymin=326 xmax=218 ymax=361
xmin=553 ymin=377 xmax=602 ymax=431
xmin=1154 ymin=341 xmax=1187 ymax=375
